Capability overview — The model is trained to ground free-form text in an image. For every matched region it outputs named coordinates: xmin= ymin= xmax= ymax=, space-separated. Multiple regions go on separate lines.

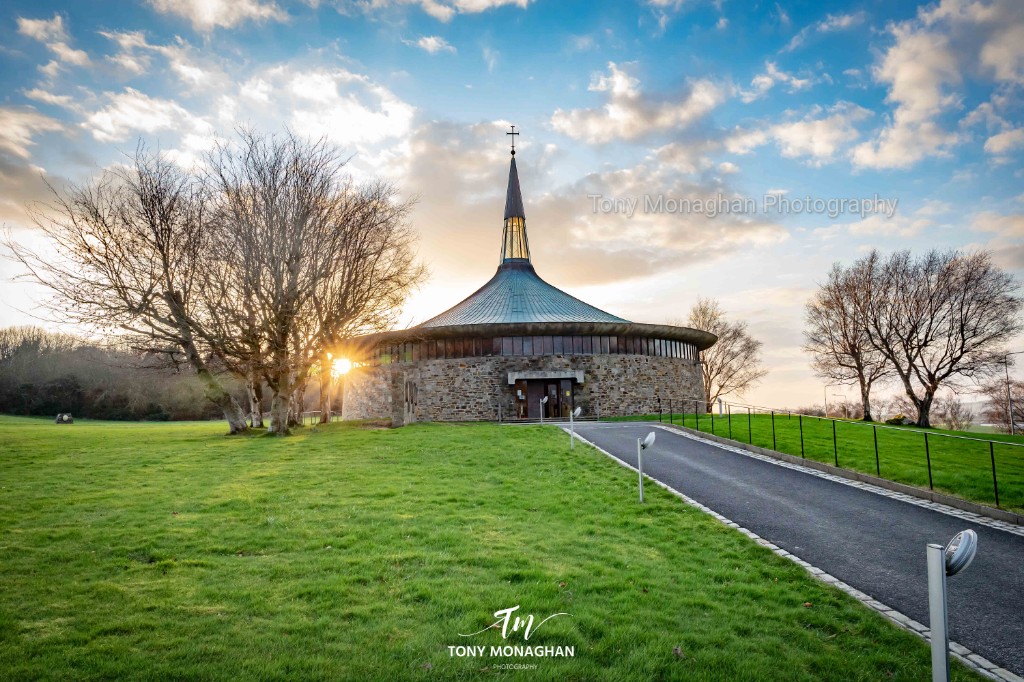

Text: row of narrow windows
xmin=372 ymin=335 xmax=698 ymax=365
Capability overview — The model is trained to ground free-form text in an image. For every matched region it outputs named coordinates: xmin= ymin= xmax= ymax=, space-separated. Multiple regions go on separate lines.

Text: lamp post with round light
xmin=569 ymin=406 xmax=582 ymax=449
xmin=637 ymin=431 xmax=655 ymax=503
xmin=1003 ymin=351 xmax=1022 ymax=435
xmin=927 ymin=530 xmax=979 ymax=682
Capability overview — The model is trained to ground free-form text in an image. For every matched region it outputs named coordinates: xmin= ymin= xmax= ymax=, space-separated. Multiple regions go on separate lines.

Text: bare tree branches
xmin=4 ymin=130 xmax=424 ymax=436
xmin=201 ymin=130 xmax=424 ymax=434
xmin=804 ymin=263 xmax=892 ymax=421
xmin=855 ymin=249 xmax=1022 ymax=427
xmin=4 ymin=146 xmax=250 ymax=433
xmin=683 ymin=298 xmax=767 ymax=412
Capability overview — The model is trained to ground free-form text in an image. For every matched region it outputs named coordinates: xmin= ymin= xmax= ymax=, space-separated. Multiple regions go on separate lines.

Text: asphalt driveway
xmin=571 ymin=422 xmax=1024 ymax=676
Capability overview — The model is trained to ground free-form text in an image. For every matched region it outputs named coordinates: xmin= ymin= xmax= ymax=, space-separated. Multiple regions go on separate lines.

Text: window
xmin=502 ymin=337 xmax=513 ymax=356
xmin=610 ymin=336 xmax=619 ymax=354
xmin=600 ymin=336 xmax=610 ymax=354
xmin=522 ymin=336 xmax=533 ymax=355
xmin=582 ymin=336 xmax=593 ymax=354
xmin=513 ymin=336 xmax=523 ymax=355
xmin=553 ymin=336 xmax=564 ymax=354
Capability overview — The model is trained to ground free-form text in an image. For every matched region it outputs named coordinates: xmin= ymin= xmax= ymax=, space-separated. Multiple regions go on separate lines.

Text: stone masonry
xmin=343 ymin=353 xmax=704 ymax=426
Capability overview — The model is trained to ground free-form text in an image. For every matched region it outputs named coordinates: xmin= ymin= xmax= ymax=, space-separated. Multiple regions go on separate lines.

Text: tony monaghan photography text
xmin=447 ymin=645 xmax=576 ymax=658
xmin=588 ymin=192 xmax=899 ymax=220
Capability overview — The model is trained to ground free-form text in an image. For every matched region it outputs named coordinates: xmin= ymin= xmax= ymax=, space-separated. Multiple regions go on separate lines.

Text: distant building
xmin=343 ymin=143 xmax=716 ymax=425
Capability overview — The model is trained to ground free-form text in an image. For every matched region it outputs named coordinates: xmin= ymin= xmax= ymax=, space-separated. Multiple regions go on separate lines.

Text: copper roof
xmin=418 ymin=261 xmax=627 ymax=327
xmin=415 ymin=153 xmax=630 ymax=328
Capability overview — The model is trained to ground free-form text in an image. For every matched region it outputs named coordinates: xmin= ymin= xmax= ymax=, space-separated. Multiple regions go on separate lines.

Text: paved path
xmin=572 ymin=422 xmax=1024 ymax=676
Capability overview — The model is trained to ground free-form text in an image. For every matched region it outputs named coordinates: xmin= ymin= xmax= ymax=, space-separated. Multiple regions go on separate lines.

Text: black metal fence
xmin=633 ymin=396 xmax=1023 ymax=512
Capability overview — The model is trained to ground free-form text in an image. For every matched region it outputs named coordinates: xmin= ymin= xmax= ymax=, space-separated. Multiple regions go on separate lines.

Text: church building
xmin=342 ymin=136 xmax=716 ymax=426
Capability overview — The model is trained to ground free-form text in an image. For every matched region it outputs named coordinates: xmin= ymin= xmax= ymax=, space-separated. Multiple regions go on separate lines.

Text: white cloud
xmin=740 ymin=62 xmax=812 ymax=102
xmin=23 ymin=89 xmax=76 ymax=108
xmin=984 ymin=127 xmax=1024 ymax=154
xmin=16 ymin=13 xmax=90 ymax=69
xmin=483 ymin=46 xmax=498 ymax=72
xmin=550 ymin=62 xmax=725 ymax=144
xmin=783 ymin=11 xmax=865 ymax=52
xmin=970 ymin=211 xmax=1024 ymax=269
xmin=99 ymin=32 xmax=219 ymax=88
xmin=241 ymin=67 xmax=415 ymax=147
xmin=0 ymin=106 xmax=64 ymax=159
xmin=853 ymin=0 xmax=1024 ymax=169
xmin=84 ymin=88 xmax=212 ymax=144
xmin=723 ymin=103 xmax=870 ymax=164
xmin=146 ymin=0 xmax=287 ymax=31
xmin=339 ymin=0 xmax=532 ymax=22
xmin=404 ymin=35 xmax=456 ymax=54
xmin=724 ymin=127 xmax=768 ymax=155
xmin=771 ymin=102 xmax=871 ymax=164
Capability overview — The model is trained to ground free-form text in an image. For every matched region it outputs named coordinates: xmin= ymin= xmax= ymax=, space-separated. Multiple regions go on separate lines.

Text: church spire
xmin=500 ymin=126 xmax=530 ymax=264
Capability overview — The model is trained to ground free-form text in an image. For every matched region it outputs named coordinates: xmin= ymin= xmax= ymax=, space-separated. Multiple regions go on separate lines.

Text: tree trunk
xmin=319 ymin=353 xmax=331 ymax=424
xmin=165 ymin=291 xmax=248 ymax=435
xmin=914 ymin=390 xmax=936 ymax=428
xmin=246 ymin=377 xmax=264 ymax=428
xmin=288 ymin=380 xmax=305 ymax=427
xmin=268 ymin=388 xmax=290 ymax=435
xmin=859 ymin=379 xmax=874 ymax=422
xmin=197 ymin=366 xmax=249 ymax=434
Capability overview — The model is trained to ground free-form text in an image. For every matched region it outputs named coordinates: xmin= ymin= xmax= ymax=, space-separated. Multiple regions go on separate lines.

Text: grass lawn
xmin=0 ymin=415 xmax=981 ymax=681
xmin=616 ymin=411 xmax=1024 ymax=513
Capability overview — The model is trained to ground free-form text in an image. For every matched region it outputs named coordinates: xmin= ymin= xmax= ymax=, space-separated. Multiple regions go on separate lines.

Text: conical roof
xmin=418 ymin=262 xmax=627 ymax=327
xmin=418 ymin=152 xmax=627 ymax=328
xmin=504 ymin=156 xmax=525 ymax=221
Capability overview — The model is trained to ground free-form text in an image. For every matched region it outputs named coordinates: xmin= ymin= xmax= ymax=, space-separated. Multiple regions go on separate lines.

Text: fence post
xmin=669 ymin=399 xmax=673 ymax=425
xmin=925 ymin=432 xmax=933 ymax=490
xmin=798 ymin=414 xmax=805 ymax=458
xmin=711 ymin=408 xmax=715 ymax=435
xmin=873 ymin=425 xmax=880 ymax=476
xmin=747 ymin=407 xmax=752 ymax=445
xmin=695 ymin=400 xmax=700 ymax=432
xmin=727 ymin=404 xmax=732 ymax=439
xmin=771 ymin=411 xmax=776 ymax=450
xmin=832 ymin=419 xmax=838 ymax=467
xmin=990 ymin=441 xmax=1000 ymax=508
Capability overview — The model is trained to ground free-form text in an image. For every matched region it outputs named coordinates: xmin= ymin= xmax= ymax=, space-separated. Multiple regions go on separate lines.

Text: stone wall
xmin=343 ymin=352 xmax=704 ymax=426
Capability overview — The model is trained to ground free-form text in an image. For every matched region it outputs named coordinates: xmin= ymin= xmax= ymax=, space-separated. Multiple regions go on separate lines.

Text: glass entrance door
xmin=545 ymin=382 xmax=559 ymax=418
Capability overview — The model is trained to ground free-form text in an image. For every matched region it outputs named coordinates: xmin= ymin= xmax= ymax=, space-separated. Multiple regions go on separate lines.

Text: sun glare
xmin=332 ymin=358 xmax=352 ymax=377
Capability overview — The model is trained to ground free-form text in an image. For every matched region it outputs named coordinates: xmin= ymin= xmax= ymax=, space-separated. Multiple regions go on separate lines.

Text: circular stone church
xmin=342 ymin=142 xmax=717 ymax=426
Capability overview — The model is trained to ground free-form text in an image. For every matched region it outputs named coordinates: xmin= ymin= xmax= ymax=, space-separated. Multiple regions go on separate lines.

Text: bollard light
xmin=540 ymin=395 xmax=548 ymax=424
xmin=928 ymin=529 xmax=979 ymax=682
xmin=570 ymin=406 xmax=582 ymax=449
xmin=637 ymin=431 xmax=656 ymax=503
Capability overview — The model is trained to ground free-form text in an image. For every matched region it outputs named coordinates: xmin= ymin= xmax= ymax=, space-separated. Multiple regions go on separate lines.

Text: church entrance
xmin=513 ymin=378 xmax=575 ymax=419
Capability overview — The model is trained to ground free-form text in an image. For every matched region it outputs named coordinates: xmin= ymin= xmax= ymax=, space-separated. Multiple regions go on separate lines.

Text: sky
xmin=0 ymin=0 xmax=1022 ymax=409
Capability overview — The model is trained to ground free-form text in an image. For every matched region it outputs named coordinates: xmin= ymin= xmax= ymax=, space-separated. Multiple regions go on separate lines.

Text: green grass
xmin=0 ymin=415 xmax=981 ymax=681
xmin=617 ymin=411 xmax=1024 ymax=513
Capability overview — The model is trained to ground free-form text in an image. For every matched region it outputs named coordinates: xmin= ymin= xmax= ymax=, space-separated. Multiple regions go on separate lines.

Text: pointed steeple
xmin=500 ymin=143 xmax=530 ymax=264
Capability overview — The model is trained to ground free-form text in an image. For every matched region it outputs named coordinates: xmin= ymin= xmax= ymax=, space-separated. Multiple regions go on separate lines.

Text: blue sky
xmin=1 ymin=0 xmax=1022 ymax=408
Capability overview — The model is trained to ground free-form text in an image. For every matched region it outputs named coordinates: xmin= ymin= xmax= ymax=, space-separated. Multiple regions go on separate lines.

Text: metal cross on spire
xmin=507 ymin=124 xmax=519 ymax=156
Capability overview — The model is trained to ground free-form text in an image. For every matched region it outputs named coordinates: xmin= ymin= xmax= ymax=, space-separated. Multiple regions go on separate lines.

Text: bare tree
xmin=856 ymin=249 xmax=1022 ymax=428
xmin=4 ymin=148 xmax=250 ymax=433
xmin=201 ymin=131 xmax=424 ymax=435
xmin=804 ymin=263 xmax=891 ymax=421
xmin=979 ymin=378 xmax=1024 ymax=434
xmin=932 ymin=396 xmax=974 ymax=432
xmin=683 ymin=298 xmax=767 ymax=412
